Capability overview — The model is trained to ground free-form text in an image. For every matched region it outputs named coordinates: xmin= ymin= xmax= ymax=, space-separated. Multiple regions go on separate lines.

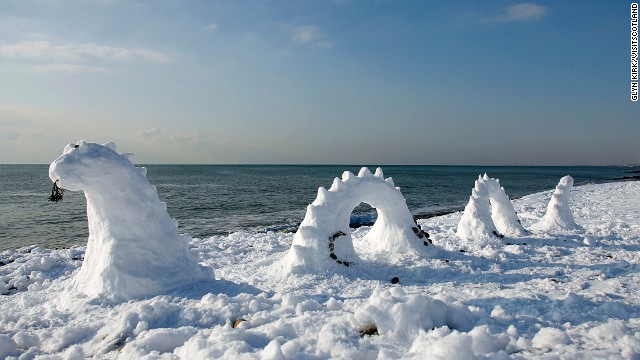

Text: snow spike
xmin=482 ymin=173 xmax=489 ymax=181
xmin=306 ymin=204 xmax=321 ymax=218
xmin=342 ymin=171 xmax=356 ymax=182
xmin=139 ymin=167 xmax=148 ymax=177
xmin=295 ymin=226 xmax=315 ymax=239
xmin=374 ymin=167 xmax=384 ymax=178
xmin=474 ymin=179 xmax=482 ymax=191
xmin=385 ymin=177 xmax=394 ymax=186
xmin=122 ymin=153 xmax=135 ymax=163
xmin=358 ymin=167 xmax=372 ymax=177
xmin=317 ymin=187 xmax=329 ymax=202
xmin=329 ymin=177 xmax=343 ymax=191
xmin=151 ymin=185 xmax=158 ymax=194
xmin=103 ymin=142 xmax=117 ymax=151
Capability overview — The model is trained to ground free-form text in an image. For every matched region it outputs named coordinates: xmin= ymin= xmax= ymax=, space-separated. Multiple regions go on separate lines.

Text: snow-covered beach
xmin=1 ymin=0 xmax=636 ymax=358
xmin=1 ymin=175 xmax=639 ymax=358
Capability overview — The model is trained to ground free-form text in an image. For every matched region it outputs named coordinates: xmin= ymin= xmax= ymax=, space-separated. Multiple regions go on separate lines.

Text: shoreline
xmin=1 ymin=179 xmax=634 ymax=254
xmin=1 ymin=180 xmax=639 ymax=358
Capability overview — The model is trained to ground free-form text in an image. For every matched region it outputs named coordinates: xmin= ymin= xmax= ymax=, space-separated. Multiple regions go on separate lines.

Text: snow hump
xmin=531 ymin=175 xmax=581 ymax=232
xmin=287 ymin=167 xmax=436 ymax=273
xmin=49 ymin=141 xmax=212 ymax=302
xmin=457 ymin=174 xmax=527 ymax=243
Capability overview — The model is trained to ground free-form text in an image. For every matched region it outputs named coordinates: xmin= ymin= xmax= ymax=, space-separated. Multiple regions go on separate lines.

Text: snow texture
xmin=484 ymin=174 xmax=528 ymax=237
xmin=287 ymin=167 xmax=436 ymax=273
xmin=457 ymin=175 xmax=499 ymax=242
xmin=48 ymin=141 xmax=212 ymax=302
xmin=2 ymin=166 xmax=640 ymax=359
xmin=531 ymin=175 xmax=581 ymax=232
xmin=456 ymin=174 xmax=526 ymax=248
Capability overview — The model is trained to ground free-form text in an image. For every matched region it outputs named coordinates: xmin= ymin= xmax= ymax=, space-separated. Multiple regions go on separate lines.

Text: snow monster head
xmin=49 ymin=141 xmax=139 ymax=193
xmin=48 ymin=141 xmax=211 ymax=302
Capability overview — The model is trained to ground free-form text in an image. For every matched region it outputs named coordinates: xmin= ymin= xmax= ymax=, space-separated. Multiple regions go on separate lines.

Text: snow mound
xmin=48 ymin=141 xmax=212 ymax=301
xmin=456 ymin=174 xmax=525 ymax=245
xmin=287 ymin=167 xmax=436 ymax=273
xmin=531 ymin=175 xmax=581 ymax=232
xmin=351 ymin=288 xmax=476 ymax=336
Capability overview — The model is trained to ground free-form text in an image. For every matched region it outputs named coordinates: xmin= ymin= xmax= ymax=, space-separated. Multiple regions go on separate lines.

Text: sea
xmin=0 ymin=164 xmax=637 ymax=252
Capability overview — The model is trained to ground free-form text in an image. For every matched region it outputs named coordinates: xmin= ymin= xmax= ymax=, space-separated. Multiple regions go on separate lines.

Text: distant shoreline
xmin=610 ymin=175 xmax=640 ymax=181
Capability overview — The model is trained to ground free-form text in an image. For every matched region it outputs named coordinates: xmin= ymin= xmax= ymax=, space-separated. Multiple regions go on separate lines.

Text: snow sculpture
xmin=484 ymin=175 xmax=527 ymax=237
xmin=49 ymin=141 xmax=211 ymax=301
xmin=288 ymin=167 xmax=435 ymax=273
xmin=457 ymin=174 xmax=526 ymax=241
xmin=456 ymin=176 xmax=497 ymax=241
xmin=531 ymin=175 xmax=580 ymax=231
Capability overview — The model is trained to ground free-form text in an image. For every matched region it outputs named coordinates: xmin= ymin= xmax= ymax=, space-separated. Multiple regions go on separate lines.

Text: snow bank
xmin=351 ymin=287 xmax=476 ymax=335
xmin=531 ymin=175 xmax=580 ymax=232
xmin=407 ymin=325 xmax=524 ymax=359
xmin=287 ymin=167 xmax=435 ymax=273
xmin=48 ymin=141 xmax=212 ymax=301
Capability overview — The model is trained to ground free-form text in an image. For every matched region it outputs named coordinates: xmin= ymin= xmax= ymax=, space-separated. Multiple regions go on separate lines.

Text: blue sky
xmin=0 ymin=1 xmax=637 ymax=165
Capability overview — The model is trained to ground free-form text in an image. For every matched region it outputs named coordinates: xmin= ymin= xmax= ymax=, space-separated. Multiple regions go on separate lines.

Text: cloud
xmin=478 ymin=3 xmax=548 ymax=23
xmin=0 ymin=40 xmax=173 ymax=64
xmin=169 ymin=133 xmax=208 ymax=144
xmin=137 ymin=127 xmax=163 ymax=140
xmin=0 ymin=105 xmax=49 ymax=124
xmin=31 ymin=63 xmax=110 ymax=73
xmin=505 ymin=3 xmax=547 ymax=21
xmin=204 ymin=23 xmax=219 ymax=32
xmin=494 ymin=3 xmax=548 ymax=22
xmin=291 ymin=25 xmax=334 ymax=48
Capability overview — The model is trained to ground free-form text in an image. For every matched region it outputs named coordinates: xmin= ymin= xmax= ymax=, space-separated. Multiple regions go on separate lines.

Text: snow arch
xmin=49 ymin=141 xmax=211 ymax=301
xmin=531 ymin=175 xmax=580 ymax=231
xmin=287 ymin=167 xmax=436 ymax=273
xmin=456 ymin=174 xmax=527 ymax=242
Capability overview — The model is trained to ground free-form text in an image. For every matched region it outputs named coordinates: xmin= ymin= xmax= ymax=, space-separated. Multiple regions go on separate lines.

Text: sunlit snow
xmin=1 ymin=142 xmax=639 ymax=359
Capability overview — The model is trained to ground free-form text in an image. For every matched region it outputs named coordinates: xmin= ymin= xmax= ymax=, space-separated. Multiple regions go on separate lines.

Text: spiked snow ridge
xmin=457 ymin=176 xmax=498 ymax=241
xmin=49 ymin=141 xmax=211 ymax=302
xmin=483 ymin=174 xmax=528 ymax=237
xmin=531 ymin=175 xmax=581 ymax=232
xmin=288 ymin=167 xmax=435 ymax=273
xmin=457 ymin=174 xmax=526 ymax=243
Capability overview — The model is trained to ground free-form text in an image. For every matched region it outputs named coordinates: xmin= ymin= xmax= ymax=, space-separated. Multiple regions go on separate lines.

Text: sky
xmin=0 ymin=0 xmax=638 ymax=165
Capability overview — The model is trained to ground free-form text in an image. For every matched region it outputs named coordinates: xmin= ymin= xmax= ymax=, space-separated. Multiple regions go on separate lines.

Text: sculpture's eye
xmin=75 ymin=144 xmax=80 ymax=148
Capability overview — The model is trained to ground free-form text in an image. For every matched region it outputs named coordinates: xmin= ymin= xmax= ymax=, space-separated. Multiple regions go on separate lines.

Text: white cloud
xmin=0 ymin=105 xmax=50 ymax=124
xmin=169 ymin=133 xmax=208 ymax=144
xmin=505 ymin=3 xmax=547 ymax=21
xmin=495 ymin=3 xmax=548 ymax=22
xmin=137 ymin=127 xmax=163 ymax=140
xmin=0 ymin=40 xmax=173 ymax=64
xmin=291 ymin=25 xmax=334 ymax=48
xmin=204 ymin=23 xmax=219 ymax=32
xmin=31 ymin=63 xmax=110 ymax=73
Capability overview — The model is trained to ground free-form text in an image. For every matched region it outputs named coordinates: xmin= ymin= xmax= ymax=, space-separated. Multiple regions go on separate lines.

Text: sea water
xmin=0 ymin=164 xmax=635 ymax=252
